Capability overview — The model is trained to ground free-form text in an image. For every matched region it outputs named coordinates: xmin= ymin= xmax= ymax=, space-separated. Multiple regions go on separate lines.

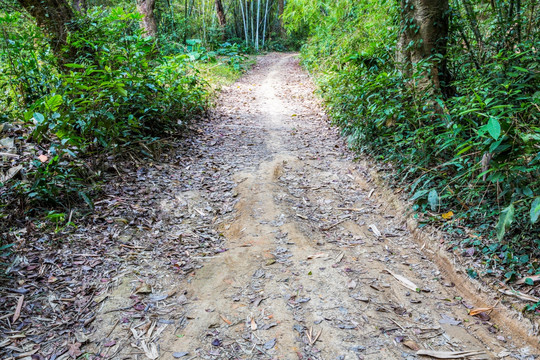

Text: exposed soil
xmin=3 ymin=53 xmax=539 ymax=360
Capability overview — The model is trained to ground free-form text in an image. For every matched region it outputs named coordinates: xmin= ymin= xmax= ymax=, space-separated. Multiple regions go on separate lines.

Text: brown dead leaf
xmin=67 ymin=342 xmax=83 ymax=358
xmin=220 ymin=314 xmax=232 ymax=325
xmin=403 ymin=340 xmax=420 ymax=351
xmin=12 ymin=295 xmax=24 ymax=323
xmin=38 ymin=154 xmax=48 ymax=162
xmin=250 ymin=318 xmax=257 ymax=331
xmin=135 ymin=282 xmax=152 ymax=294
xmin=468 ymin=307 xmax=494 ymax=316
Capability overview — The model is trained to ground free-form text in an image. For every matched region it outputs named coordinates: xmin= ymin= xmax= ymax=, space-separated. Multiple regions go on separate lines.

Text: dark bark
xmin=137 ymin=0 xmax=158 ymax=37
xmin=398 ymin=0 xmax=450 ymax=95
xmin=215 ymin=0 xmax=226 ymax=27
xmin=17 ymin=0 xmax=79 ymax=64
xmin=215 ymin=0 xmax=226 ymax=40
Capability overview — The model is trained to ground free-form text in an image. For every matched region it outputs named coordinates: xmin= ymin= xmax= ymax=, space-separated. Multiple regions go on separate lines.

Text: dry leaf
xmin=67 ymin=343 xmax=83 ymax=358
xmin=441 ymin=211 xmax=454 ymax=220
xmin=416 ymin=350 xmax=486 ymax=358
xmin=135 ymin=283 xmax=152 ymax=294
xmin=498 ymin=289 xmax=540 ymax=302
xmin=250 ymin=318 xmax=257 ymax=331
xmin=0 ymin=165 xmax=22 ymax=182
xmin=307 ymin=253 xmax=327 ymax=260
xmin=383 ymin=269 xmax=420 ymax=292
xmin=403 ymin=340 xmax=420 ymax=351
xmin=13 ymin=295 xmax=24 ymax=323
xmin=368 ymin=224 xmax=382 ymax=237
xmin=220 ymin=314 xmax=232 ymax=325
xmin=469 ymin=307 xmax=494 ymax=316
xmin=141 ymin=340 xmax=159 ymax=359
xmin=38 ymin=154 xmax=48 ymax=162
xmin=515 ymin=274 xmax=540 ymax=285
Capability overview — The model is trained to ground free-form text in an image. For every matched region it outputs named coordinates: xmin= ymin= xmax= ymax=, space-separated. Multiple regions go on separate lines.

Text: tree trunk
xmin=215 ymin=0 xmax=226 ymax=40
xmin=278 ymin=0 xmax=284 ymax=36
xmin=398 ymin=0 xmax=450 ymax=95
xmin=17 ymin=0 xmax=78 ymax=64
xmin=255 ymin=0 xmax=260 ymax=50
xmin=215 ymin=0 xmax=226 ymax=27
xmin=137 ymin=0 xmax=158 ymax=38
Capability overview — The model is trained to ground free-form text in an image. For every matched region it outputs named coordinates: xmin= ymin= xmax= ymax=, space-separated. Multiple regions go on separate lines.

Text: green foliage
xmin=293 ymin=0 xmax=540 ymax=282
xmin=531 ymin=198 xmax=540 ymax=224
xmin=0 ymin=5 xmax=251 ymax=223
xmin=496 ymin=205 xmax=515 ymax=241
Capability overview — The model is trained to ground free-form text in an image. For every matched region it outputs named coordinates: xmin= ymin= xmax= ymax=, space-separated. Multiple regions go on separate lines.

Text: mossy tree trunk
xmin=215 ymin=0 xmax=226 ymax=40
xmin=137 ymin=0 xmax=158 ymax=38
xmin=397 ymin=0 xmax=450 ymax=96
xmin=17 ymin=0 xmax=79 ymax=64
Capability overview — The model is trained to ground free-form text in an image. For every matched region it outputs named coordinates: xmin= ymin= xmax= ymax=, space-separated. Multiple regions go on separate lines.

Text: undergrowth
xmin=0 ymin=6 xmax=249 ymax=237
xmin=288 ymin=0 xmax=540 ymax=294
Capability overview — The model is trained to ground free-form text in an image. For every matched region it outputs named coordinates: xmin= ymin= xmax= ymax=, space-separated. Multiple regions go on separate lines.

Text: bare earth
xmin=81 ymin=53 xmax=538 ymax=359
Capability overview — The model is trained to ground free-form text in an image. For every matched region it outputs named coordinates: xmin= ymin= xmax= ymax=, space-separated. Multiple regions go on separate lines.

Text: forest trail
xmin=85 ymin=53 xmax=535 ymax=359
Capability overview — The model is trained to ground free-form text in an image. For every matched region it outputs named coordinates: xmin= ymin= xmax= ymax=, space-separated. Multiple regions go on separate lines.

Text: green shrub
xmin=293 ymin=0 xmax=540 ymax=280
xmin=1 ymin=7 xmax=208 ymax=213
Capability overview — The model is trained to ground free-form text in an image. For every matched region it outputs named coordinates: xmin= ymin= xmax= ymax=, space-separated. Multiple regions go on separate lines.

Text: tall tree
xmin=215 ymin=0 xmax=226 ymax=28
xmin=397 ymin=0 xmax=450 ymax=94
xmin=215 ymin=0 xmax=226 ymax=39
xmin=17 ymin=0 xmax=79 ymax=63
xmin=278 ymin=0 xmax=284 ymax=36
xmin=137 ymin=0 xmax=158 ymax=37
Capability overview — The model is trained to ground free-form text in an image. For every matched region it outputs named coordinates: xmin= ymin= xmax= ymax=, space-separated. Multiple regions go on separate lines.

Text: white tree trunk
xmin=262 ymin=0 xmax=269 ymax=47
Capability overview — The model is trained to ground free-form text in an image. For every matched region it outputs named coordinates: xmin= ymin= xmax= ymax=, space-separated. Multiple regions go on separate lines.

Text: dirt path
xmin=82 ymin=53 xmax=537 ymax=359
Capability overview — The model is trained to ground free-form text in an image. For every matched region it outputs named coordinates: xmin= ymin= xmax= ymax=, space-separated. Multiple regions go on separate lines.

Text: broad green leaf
xmin=487 ymin=117 xmax=501 ymax=140
xmin=512 ymin=66 xmax=529 ymax=72
xmin=33 ymin=112 xmax=45 ymax=124
xmin=46 ymin=95 xmax=63 ymax=112
xmin=411 ymin=189 xmax=429 ymax=201
xmin=531 ymin=198 xmax=540 ymax=224
xmin=116 ymin=86 xmax=128 ymax=97
xmin=428 ymin=189 xmax=438 ymax=211
xmin=64 ymin=63 xmax=85 ymax=68
xmin=496 ymin=204 xmax=514 ymax=241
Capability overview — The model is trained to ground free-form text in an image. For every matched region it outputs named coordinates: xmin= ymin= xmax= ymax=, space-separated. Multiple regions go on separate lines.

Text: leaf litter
xmin=1 ymin=53 xmax=535 ymax=360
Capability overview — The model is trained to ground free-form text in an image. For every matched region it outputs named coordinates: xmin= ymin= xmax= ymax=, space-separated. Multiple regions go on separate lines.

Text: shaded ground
xmin=2 ymin=53 xmax=539 ymax=359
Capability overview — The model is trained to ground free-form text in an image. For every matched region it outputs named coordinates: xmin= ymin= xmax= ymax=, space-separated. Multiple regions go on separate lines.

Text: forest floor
xmin=2 ymin=53 xmax=539 ymax=360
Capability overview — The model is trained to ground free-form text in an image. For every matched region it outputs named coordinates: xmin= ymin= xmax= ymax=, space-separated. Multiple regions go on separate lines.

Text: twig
xmin=321 ymin=217 xmax=349 ymax=231
xmin=389 ymin=318 xmax=406 ymax=331
xmin=337 ymin=207 xmax=363 ymax=212
xmin=104 ymin=305 xmax=132 ymax=314
xmin=106 ymin=319 xmax=120 ymax=338
xmin=0 ymin=152 xmax=19 ymax=158
xmin=119 ymin=244 xmax=145 ymax=250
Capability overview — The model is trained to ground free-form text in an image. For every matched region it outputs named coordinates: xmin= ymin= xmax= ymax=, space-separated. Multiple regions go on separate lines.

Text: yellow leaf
xmin=442 ymin=211 xmax=454 ymax=220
